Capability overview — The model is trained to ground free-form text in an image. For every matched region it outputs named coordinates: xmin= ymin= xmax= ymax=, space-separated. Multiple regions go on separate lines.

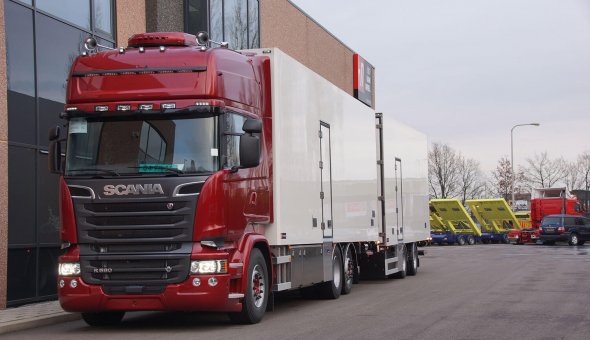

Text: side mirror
xmin=48 ymin=126 xmax=63 ymax=174
xmin=239 ymin=119 xmax=261 ymax=168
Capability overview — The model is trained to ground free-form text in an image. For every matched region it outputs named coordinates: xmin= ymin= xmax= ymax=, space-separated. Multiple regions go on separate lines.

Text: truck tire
xmin=407 ymin=243 xmax=418 ymax=276
xmin=568 ymin=233 xmax=580 ymax=246
xmin=229 ymin=248 xmax=269 ymax=324
xmin=391 ymin=245 xmax=407 ymax=279
xmin=319 ymin=246 xmax=343 ymax=299
xmin=81 ymin=312 xmax=125 ymax=327
xmin=457 ymin=236 xmax=466 ymax=246
xmin=467 ymin=235 xmax=476 ymax=245
xmin=341 ymin=244 xmax=354 ymax=295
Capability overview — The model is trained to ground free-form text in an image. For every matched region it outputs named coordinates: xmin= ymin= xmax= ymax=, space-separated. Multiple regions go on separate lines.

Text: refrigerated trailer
xmin=48 ymin=33 xmax=429 ymax=326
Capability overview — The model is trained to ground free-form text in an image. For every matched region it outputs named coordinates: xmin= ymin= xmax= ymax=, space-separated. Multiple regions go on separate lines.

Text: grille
xmin=90 ymin=243 xmax=182 ymax=254
xmin=81 ymin=256 xmax=190 ymax=285
xmin=76 ymin=197 xmax=197 ymax=244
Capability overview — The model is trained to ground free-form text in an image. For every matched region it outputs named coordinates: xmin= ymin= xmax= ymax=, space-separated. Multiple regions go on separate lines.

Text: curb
xmin=0 ymin=312 xmax=81 ymax=335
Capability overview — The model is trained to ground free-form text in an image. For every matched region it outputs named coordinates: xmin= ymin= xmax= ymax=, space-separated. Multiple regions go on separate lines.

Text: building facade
xmin=0 ymin=0 xmax=374 ymax=308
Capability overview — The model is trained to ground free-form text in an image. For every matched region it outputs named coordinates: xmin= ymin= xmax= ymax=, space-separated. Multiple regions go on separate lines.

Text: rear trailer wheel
xmin=81 ymin=312 xmax=125 ymax=327
xmin=568 ymin=233 xmax=580 ymax=246
xmin=467 ymin=235 xmax=476 ymax=245
xmin=229 ymin=248 xmax=269 ymax=324
xmin=392 ymin=245 xmax=407 ymax=279
xmin=407 ymin=243 xmax=418 ymax=276
xmin=341 ymin=245 xmax=354 ymax=295
xmin=319 ymin=246 xmax=343 ymax=299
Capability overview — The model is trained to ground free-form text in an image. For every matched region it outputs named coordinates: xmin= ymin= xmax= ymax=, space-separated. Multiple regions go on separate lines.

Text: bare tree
xmin=521 ymin=152 xmax=566 ymax=188
xmin=428 ymin=143 xmax=460 ymax=199
xmin=577 ymin=151 xmax=590 ymax=191
xmin=457 ymin=157 xmax=485 ymax=205
xmin=490 ymin=157 xmax=513 ymax=201
xmin=564 ymin=161 xmax=583 ymax=190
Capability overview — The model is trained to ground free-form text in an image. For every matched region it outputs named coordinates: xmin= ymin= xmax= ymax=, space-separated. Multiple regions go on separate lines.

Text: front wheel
xmin=81 ymin=312 xmax=125 ymax=327
xmin=568 ymin=233 xmax=580 ymax=246
xmin=229 ymin=248 xmax=269 ymax=324
xmin=319 ymin=246 xmax=343 ymax=299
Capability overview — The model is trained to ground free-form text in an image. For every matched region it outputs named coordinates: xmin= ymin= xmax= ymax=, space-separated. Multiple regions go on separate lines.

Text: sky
xmin=290 ymin=0 xmax=590 ymax=174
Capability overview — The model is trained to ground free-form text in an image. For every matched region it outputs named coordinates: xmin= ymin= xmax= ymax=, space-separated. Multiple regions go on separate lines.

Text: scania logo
xmin=103 ymin=184 xmax=165 ymax=196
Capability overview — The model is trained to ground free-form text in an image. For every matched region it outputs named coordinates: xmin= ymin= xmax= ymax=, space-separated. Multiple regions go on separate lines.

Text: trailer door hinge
xmin=377 ymin=160 xmax=383 ymax=165
xmin=319 ymin=130 xmax=323 ymax=138
xmin=376 ymin=124 xmax=382 ymax=129
xmin=319 ymin=161 xmax=323 ymax=169
xmin=320 ymin=191 xmax=325 ymax=199
xmin=378 ymin=196 xmax=384 ymax=201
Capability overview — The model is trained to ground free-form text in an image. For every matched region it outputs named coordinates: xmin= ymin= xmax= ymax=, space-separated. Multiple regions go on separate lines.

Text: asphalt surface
xmin=8 ymin=244 xmax=590 ymax=340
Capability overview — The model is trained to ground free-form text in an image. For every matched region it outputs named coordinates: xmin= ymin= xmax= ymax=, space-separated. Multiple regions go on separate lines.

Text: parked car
xmin=539 ymin=214 xmax=590 ymax=246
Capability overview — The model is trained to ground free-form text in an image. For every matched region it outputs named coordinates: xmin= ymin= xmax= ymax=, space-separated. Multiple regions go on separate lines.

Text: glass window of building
xmin=185 ymin=0 xmax=260 ymax=49
xmin=4 ymin=0 xmax=116 ymax=306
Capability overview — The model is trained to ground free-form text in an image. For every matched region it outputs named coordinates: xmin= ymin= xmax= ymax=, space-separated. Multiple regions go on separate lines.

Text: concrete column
xmin=0 ymin=0 xmax=9 ymax=309
xmin=116 ymin=0 xmax=147 ymax=47
xmin=145 ymin=0 xmax=184 ymax=33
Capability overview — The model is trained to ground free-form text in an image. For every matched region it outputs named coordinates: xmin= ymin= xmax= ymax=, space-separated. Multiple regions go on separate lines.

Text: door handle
xmin=249 ymin=192 xmax=257 ymax=205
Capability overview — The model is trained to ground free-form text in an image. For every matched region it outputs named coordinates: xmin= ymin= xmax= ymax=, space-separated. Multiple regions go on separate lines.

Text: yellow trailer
xmin=429 ymin=199 xmax=481 ymax=245
xmin=466 ymin=199 xmax=520 ymax=244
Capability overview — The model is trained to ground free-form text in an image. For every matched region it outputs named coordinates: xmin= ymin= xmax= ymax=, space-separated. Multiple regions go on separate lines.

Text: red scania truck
xmin=49 ymin=32 xmax=429 ymax=326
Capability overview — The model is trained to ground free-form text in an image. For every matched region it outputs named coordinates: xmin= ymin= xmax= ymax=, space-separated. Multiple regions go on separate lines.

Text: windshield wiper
xmin=67 ymin=168 xmax=121 ymax=176
xmin=128 ymin=165 xmax=185 ymax=174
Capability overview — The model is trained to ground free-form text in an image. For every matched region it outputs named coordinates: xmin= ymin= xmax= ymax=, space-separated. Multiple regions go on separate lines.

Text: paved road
xmin=9 ymin=244 xmax=590 ymax=339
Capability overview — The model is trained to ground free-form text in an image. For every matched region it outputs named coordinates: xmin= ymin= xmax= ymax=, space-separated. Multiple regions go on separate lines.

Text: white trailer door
xmin=320 ymin=122 xmax=333 ymax=239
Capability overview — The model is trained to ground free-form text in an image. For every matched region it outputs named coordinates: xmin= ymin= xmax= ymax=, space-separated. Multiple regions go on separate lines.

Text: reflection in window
xmin=93 ymin=0 xmax=113 ymax=35
xmin=139 ymin=122 xmax=168 ymax=163
xmin=224 ymin=0 xmax=247 ymax=49
xmin=210 ymin=0 xmax=223 ymax=42
xmin=248 ymin=0 xmax=259 ymax=48
xmin=36 ymin=0 xmax=91 ymax=29
xmin=186 ymin=0 xmax=259 ymax=49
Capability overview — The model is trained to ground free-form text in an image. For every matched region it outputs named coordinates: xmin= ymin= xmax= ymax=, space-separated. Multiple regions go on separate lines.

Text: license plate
xmin=545 ymin=228 xmax=555 ymax=232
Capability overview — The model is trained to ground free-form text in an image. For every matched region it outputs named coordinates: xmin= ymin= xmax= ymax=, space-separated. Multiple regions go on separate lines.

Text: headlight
xmin=190 ymin=260 xmax=228 ymax=274
xmin=59 ymin=262 xmax=81 ymax=276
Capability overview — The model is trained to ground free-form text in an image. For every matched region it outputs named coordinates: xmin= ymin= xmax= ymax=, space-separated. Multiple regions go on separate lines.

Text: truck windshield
xmin=65 ymin=115 xmax=219 ymax=176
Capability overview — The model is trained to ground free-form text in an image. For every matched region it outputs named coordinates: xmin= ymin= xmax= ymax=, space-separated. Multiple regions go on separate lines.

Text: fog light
xmin=192 ymin=278 xmax=201 ymax=287
xmin=59 ymin=279 xmax=65 ymax=288
xmin=208 ymin=277 xmax=218 ymax=287
xmin=70 ymin=279 xmax=78 ymax=288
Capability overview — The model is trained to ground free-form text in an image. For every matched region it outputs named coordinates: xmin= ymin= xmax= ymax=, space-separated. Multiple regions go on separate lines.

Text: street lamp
xmin=511 ymin=123 xmax=540 ymax=210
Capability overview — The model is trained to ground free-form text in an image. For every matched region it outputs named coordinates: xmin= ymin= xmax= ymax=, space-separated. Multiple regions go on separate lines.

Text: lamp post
xmin=511 ymin=123 xmax=540 ymax=210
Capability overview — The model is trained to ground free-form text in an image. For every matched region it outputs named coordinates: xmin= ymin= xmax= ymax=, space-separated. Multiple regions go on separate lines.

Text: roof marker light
xmin=139 ymin=104 xmax=153 ymax=110
xmin=139 ymin=47 xmax=145 ymax=53
xmin=118 ymin=47 xmax=125 ymax=54
xmin=195 ymin=102 xmax=209 ymax=106
xmin=162 ymin=103 xmax=176 ymax=109
xmin=66 ymin=107 xmax=78 ymax=111
xmin=95 ymin=105 xmax=108 ymax=112
xmin=160 ymin=46 xmax=166 ymax=52
xmin=117 ymin=105 xmax=131 ymax=111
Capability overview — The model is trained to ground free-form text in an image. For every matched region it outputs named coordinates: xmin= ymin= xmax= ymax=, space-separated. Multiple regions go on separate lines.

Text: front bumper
xmin=58 ymin=275 xmax=242 ymax=313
